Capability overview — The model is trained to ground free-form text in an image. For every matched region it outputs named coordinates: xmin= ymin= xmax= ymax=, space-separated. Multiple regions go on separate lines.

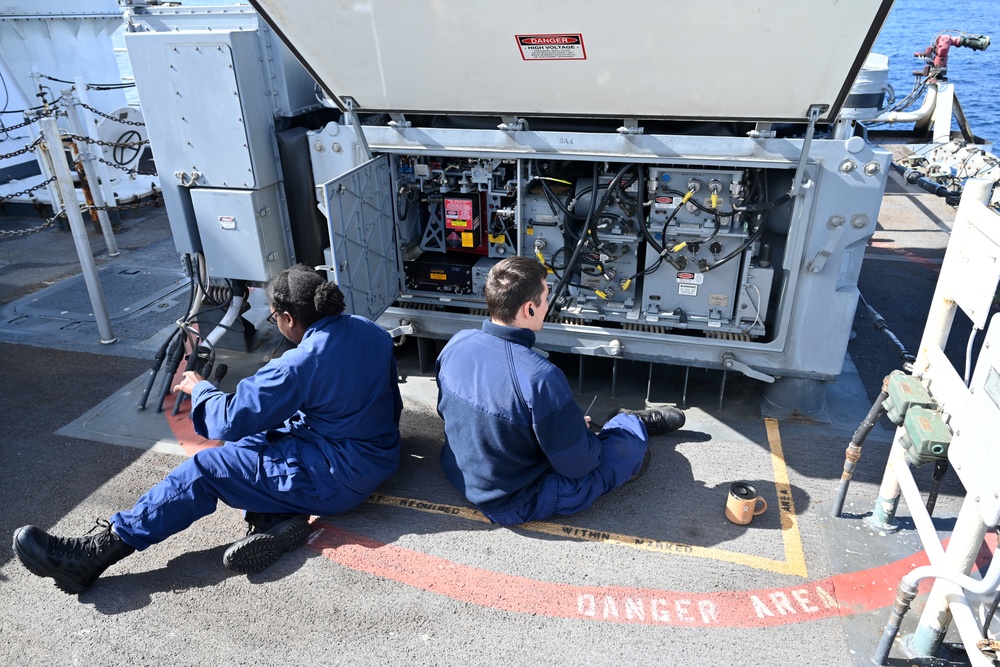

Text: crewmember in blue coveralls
xmin=436 ymin=256 xmax=686 ymax=525
xmin=13 ymin=264 xmax=402 ymax=593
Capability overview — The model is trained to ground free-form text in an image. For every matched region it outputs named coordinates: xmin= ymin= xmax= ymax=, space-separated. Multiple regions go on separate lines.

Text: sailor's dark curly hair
xmin=266 ymin=263 xmax=345 ymax=327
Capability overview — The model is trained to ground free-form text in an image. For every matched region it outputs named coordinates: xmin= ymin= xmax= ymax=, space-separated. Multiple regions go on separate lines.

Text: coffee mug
xmin=725 ymin=482 xmax=767 ymax=525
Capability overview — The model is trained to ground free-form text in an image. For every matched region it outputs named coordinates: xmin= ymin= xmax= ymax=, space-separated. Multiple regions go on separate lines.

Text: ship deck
xmin=0 ymin=169 xmax=991 ymax=667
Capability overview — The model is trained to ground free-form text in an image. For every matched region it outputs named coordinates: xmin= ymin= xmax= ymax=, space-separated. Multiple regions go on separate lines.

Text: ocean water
xmin=116 ymin=0 xmax=999 ymax=144
xmin=873 ymin=0 xmax=1000 ymax=145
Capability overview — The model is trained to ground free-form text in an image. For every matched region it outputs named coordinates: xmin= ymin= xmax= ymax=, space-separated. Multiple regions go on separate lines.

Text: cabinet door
xmin=319 ymin=154 xmax=401 ymax=321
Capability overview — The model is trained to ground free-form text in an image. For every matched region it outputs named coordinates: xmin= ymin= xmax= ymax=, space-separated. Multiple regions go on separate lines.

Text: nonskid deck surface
xmin=0 ymin=173 xmax=985 ymax=666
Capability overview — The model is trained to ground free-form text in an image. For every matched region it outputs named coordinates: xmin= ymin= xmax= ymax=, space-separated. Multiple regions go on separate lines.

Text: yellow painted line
xmin=368 ymin=418 xmax=808 ymax=578
xmin=765 ymin=417 xmax=809 ymax=578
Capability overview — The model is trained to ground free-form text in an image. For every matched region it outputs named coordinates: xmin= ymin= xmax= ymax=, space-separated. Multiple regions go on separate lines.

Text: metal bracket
xmin=617 ymin=119 xmax=644 ymax=135
xmin=721 ymin=352 xmax=775 ymax=383
xmin=571 ymin=339 xmax=622 ymax=357
xmin=343 ymin=97 xmax=373 ymax=161
xmin=388 ymin=114 xmax=411 ymax=129
xmin=747 ymin=122 xmax=775 ymax=139
xmin=385 ymin=321 xmax=417 ymax=346
xmin=806 ymin=221 xmax=846 ymax=274
xmin=790 ymin=104 xmax=826 ymax=198
xmin=498 ymin=116 xmax=527 ymax=132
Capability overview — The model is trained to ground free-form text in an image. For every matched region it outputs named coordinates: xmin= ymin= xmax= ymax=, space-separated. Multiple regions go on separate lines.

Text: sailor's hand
xmin=173 ymin=370 xmax=205 ymax=395
xmin=584 ymin=416 xmax=592 ymax=427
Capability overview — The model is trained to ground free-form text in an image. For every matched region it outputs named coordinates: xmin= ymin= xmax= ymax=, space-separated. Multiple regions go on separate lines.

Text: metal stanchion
xmin=37 ymin=115 xmax=117 ymax=344
xmin=63 ymin=88 xmax=119 ymax=257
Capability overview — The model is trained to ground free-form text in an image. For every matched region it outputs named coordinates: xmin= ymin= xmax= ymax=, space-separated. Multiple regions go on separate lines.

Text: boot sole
xmin=223 ymin=517 xmax=312 ymax=574
xmin=12 ymin=527 xmax=90 ymax=594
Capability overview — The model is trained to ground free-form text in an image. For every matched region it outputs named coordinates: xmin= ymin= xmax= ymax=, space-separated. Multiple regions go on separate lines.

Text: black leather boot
xmin=608 ymin=406 xmax=686 ymax=435
xmin=13 ymin=519 xmax=135 ymax=594
xmin=223 ymin=512 xmax=312 ymax=574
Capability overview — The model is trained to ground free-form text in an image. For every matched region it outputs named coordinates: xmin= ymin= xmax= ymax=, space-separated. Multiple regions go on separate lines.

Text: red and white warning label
xmin=515 ymin=34 xmax=587 ymax=61
xmin=677 ymin=271 xmax=702 ymax=297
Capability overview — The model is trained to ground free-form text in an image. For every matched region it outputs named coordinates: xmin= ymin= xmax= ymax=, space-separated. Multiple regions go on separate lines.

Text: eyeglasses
xmin=267 ymin=310 xmax=280 ymax=325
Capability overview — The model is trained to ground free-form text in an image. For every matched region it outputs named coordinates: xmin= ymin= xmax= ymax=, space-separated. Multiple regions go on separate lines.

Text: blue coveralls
xmin=436 ymin=320 xmax=647 ymax=525
xmin=111 ymin=314 xmax=402 ymax=550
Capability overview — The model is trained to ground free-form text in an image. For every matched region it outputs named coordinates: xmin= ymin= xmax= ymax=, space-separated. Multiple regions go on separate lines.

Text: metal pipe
xmin=909 ymin=494 xmax=991 ymax=657
xmin=944 ymin=585 xmax=1000 ymax=667
xmin=74 ymin=76 xmax=119 ymax=213
xmin=37 ymin=115 xmax=117 ymax=344
xmin=26 ymin=118 xmax=62 ymax=213
xmin=63 ymin=87 xmax=119 ymax=256
xmin=863 ymin=83 xmax=939 ymax=124
xmin=832 ymin=385 xmax=888 ymax=517
xmin=871 ymin=580 xmax=918 ymax=665
xmin=866 ymin=434 xmax=906 ymax=532
xmin=202 ymin=287 xmax=246 ymax=348
xmin=888 ymin=445 xmax=946 ymax=562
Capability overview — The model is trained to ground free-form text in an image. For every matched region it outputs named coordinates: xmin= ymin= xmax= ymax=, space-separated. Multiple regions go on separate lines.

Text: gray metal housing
xmin=123 ymin=5 xmax=319 ymax=280
xmin=308 ymin=122 xmax=889 ymax=382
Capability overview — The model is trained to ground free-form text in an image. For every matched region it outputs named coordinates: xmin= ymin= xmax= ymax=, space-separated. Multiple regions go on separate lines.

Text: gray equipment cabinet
xmin=124 ymin=0 xmax=898 ymax=417
xmin=123 ymin=5 xmax=319 ymax=281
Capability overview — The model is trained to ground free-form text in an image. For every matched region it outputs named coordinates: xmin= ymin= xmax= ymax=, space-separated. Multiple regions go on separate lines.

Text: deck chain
xmin=0 ymin=135 xmax=43 ymax=161
xmin=65 ymin=133 xmax=149 ymax=150
xmin=76 ymin=102 xmax=146 ymax=126
xmin=0 ymin=177 xmax=56 ymax=204
xmin=0 ymin=208 xmax=66 ymax=238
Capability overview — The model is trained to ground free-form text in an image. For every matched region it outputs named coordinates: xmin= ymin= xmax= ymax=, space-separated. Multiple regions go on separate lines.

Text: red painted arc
xmin=309 ymin=523 xmax=997 ymax=628
xmin=165 ymin=390 xmax=995 ymax=628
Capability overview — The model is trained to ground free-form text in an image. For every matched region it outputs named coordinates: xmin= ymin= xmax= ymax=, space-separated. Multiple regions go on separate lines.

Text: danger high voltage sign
xmin=515 ymin=34 xmax=587 ymax=60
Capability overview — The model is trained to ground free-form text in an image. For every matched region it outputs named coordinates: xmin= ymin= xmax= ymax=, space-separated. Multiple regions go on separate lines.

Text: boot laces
xmin=52 ymin=519 xmax=115 ymax=560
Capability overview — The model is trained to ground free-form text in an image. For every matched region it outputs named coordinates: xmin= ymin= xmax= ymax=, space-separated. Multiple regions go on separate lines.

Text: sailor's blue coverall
xmin=436 ymin=320 xmax=647 ymax=525
xmin=111 ymin=314 xmax=402 ymax=550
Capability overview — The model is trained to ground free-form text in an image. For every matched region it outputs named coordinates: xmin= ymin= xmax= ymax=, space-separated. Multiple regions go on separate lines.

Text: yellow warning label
xmin=527 ymin=227 xmax=534 ymax=236
xmin=461 ymin=232 xmax=474 ymax=248
xmin=430 ymin=271 xmax=447 ymax=281
xmin=450 ymin=219 xmax=470 ymax=229
xmin=489 ymin=234 xmax=506 ymax=244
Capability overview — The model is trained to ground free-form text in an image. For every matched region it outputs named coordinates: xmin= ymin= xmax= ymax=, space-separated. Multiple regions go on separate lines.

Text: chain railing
xmin=0 ymin=176 xmax=56 ymax=205
xmin=86 ymin=193 xmax=164 ymax=213
xmin=77 ymin=101 xmax=146 ymax=127
xmin=0 ymin=135 xmax=43 ymax=161
xmin=0 ymin=208 xmax=66 ymax=238
xmin=1 ymin=102 xmax=160 ymax=239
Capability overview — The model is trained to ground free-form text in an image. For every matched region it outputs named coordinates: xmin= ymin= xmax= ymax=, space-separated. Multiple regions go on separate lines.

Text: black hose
xmin=154 ymin=333 xmax=186 ymax=413
xmin=890 ymin=162 xmax=962 ymax=205
xmin=548 ymin=162 xmax=632 ymax=316
xmin=924 ymin=459 xmax=949 ymax=516
xmin=859 ymin=293 xmax=916 ymax=371
xmin=137 ymin=327 xmax=179 ymax=411
xmin=983 ymin=587 xmax=1000 ymax=640
xmin=702 ymin=221 xmax=765 ymax=273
